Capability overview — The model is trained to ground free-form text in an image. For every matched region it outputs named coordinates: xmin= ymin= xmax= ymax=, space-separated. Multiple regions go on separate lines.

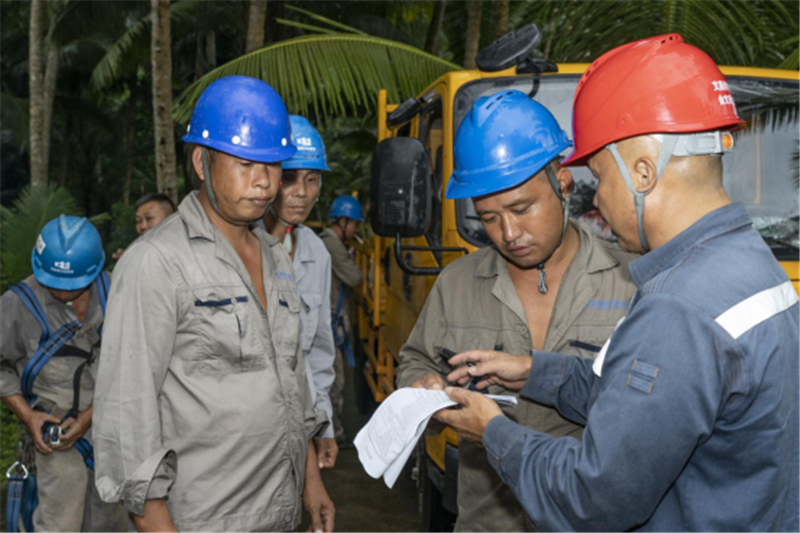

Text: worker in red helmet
xmin=438 ymin=34 xmax=799 ymax=531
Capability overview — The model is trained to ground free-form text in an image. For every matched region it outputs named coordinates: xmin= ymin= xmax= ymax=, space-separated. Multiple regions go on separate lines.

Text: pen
xmin=435 ymin=345 xmax=486 ymax=393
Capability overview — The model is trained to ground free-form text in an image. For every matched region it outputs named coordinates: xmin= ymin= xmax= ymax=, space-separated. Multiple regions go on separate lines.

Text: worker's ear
xmin=192 ymin=146 xmax=206 ymax=183
xmin=556 ymin=167 xmax=574 ymax=198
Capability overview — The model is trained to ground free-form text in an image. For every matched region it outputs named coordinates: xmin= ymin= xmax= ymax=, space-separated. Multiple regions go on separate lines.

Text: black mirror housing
xmin=370 ymin=137 xmax=432 ymax=238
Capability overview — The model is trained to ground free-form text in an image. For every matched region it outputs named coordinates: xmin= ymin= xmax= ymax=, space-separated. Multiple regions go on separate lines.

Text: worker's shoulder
xmin=319 ymin=228 xmax=346 ymax=253
xmin=654 ymin=227 xmax=788 ymax=319
xmin=297 ymin=225 xmax=331 ymax=261
xmin=436 ymin=246 xmax=497 ymax=286
xmin=118 ymin=215 xmax=187 ymax=272
xmin=0 ymin=274 xmax=39 ymax=308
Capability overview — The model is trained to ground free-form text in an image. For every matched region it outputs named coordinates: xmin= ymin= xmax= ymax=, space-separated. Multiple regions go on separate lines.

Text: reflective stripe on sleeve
xmin=716 ymin=281 xmax=798 ymax=340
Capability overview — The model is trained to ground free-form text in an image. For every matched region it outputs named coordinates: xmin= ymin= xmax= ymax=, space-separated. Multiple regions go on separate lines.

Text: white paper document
xmin=354 ymin=387 xmax=517 ymax=488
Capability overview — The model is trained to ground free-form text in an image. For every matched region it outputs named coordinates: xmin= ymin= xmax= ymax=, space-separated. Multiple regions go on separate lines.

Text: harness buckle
xmin=42 ymin=423 xmax=62 ymax=446
xmin=6 ymin=461 xmax=29 ymax=480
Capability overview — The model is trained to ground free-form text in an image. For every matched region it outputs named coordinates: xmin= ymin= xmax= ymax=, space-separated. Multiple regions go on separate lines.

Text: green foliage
xmin=105 ymin=201 xmax=139 ymax=269
xmin=312 ymin=115 xmax=377 ymax=222
xmin=174 ymin=33 xmax=460 ymax=122
xmin=1 ymin=403 xmax=19 ymax=471
xmin=511 ymin=0 xmax=799 ymax=69
xmin=0 ymin=185 xmax=82 ymax=289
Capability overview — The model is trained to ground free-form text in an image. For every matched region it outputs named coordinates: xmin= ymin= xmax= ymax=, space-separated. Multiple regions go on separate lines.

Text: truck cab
xmin=352 ymin=26 xmax=799 ymax=531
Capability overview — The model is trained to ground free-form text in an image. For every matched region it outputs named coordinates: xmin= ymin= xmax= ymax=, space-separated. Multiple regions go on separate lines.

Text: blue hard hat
xmin=283 ymin=115 xmax=330 ymax=172
xmin=446 ymin=90 xmax=572 ymax=199
xmin=32 ymin=215 xmax=105 ymax=291
xmin=182 ymin=75 xmax=297 ymax=163
xmin=328 ymin=196 xmax=363 ymax=221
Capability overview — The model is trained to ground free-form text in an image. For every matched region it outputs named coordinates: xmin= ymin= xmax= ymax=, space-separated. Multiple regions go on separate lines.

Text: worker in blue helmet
xmin=262 ymin=116 xmax=340 ymax=475
xmin=319 ymin=195 xmax=364 ymax=449
xmin=93 ymin=76 xmax=333 ymax=532
xmin=1 ymin=215 xmax=129 ymax=531
xmin=396 ymin=90 xmax=638 ymax=531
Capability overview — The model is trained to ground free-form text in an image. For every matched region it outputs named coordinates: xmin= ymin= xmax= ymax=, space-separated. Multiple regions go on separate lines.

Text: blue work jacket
xmin=484 ymin=203 xmax=799 ymax=532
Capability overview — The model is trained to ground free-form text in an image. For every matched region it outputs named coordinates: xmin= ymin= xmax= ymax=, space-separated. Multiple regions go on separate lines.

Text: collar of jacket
xmin=178 ymin=191 xmax=280 ymax=247
xmin=629 ymin=202 xmax=751 ymax=289
xmin=293 ymin=225 xmax=317 ymax=264
xmin=473 ymin=221 xmax=620 ymax=279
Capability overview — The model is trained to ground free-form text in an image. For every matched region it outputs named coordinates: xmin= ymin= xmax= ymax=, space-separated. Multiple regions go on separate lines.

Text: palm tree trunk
xmin=29 ymin=0 xmax=46 ymax=187
xmin=245 ymin=0 xmax=267 ymax=54
xmin=494 ymin=0 xmax=509 ymax=39
xmin=123 ymin=100 xmax=134 ymax=206
xmin=151 ymin=0 xmax=178 ymax=206
xmin=463 ymin=0 xmax=482 ymax=69
xmin=425 ymin=1 xmax=447 ymax=55
xmin=57 ymin=117 xmax=70 ymax=187
xmin=206 ymin=29 xmax=217 ymax=69
xmin=43 ymin=43 xmax=59 ymax=176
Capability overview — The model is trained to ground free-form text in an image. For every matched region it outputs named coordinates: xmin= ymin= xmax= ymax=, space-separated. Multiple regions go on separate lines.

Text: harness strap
xmin=8 ymin=284 xmax=52 ymax=346
xmin=332 ymin=283 xmax=356 ymax=368
xmin=6 ymin=475 xmax=23 ymax=532
xmin=20 ymin=321 xmax=82 ymax=405
xmin=20 ymin=474 xmax=37 ymax=532
xmin=74 ymin=438 xmax=95 ymax=470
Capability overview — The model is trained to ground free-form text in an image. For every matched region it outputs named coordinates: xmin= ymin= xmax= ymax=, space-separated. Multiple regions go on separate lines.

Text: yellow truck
xmin=351 ymin=26 xmax=799 ymax=531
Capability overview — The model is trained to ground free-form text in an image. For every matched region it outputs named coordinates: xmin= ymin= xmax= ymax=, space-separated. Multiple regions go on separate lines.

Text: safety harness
xmin=332 ymin=282 xmax=356 ymax=368
xmin=5 ymin=272 xmax=109 ymax=532
xmin=320 ymin=231 xmax=356 ymax=368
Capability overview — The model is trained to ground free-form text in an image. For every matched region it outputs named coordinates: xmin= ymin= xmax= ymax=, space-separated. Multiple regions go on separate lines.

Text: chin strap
xmin=268 ymin=206 xmax=294 ymax=254
xmin=201 ymin=148 xmax=251 ymax=228
xmin=534 ymin=164 xmax=573 ymax=294
xmin=606 ymin=135 xmax=679 ymax=252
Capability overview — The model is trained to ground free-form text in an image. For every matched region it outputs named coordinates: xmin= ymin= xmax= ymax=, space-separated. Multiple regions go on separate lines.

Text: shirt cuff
xmin=305 ymin=406 xmax=330 ymax=441
xmin=484 ymin=415 xmax=526 ymax=485
xmin=144 ymin=455 xmax=178 ymax=501
xmin=0 ymin=372 xmax=22 ymax=398
xmin=521 ymin=351 xmax=566 ymax=408
xmin=121 ymin=448 xmax=177 ymax=516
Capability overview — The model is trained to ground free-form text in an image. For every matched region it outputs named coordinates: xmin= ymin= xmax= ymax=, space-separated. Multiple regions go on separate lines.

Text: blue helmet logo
xmin=282 ymin=115 xmax=330 ymax=172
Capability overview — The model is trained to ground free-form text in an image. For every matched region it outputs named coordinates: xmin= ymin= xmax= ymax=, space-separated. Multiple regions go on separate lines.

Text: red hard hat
xmin=562 ymin=34 xmax=745 ymax=167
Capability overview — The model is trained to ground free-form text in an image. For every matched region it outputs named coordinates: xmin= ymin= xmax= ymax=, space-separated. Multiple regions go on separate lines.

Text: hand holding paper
xmin=354 ymin=387 xmax=516 ymax=488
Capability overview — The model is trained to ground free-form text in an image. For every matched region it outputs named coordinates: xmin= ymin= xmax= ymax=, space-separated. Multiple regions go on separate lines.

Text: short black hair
xmin=135 ymin=193 xmax=176 ymax=212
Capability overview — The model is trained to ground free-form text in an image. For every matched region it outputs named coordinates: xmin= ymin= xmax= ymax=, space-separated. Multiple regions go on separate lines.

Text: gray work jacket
xmin=293 ymin=225 xmax=336 ymax=439
xmin=0 ymin=274 xmax=105 ymax=412
xmin=93 ymin=192 xmax=326 ymax=532
xmin=397 ymin=222 xmax=637 ymax=532
xmin=319 ymin=228 xmax=363 ymax=312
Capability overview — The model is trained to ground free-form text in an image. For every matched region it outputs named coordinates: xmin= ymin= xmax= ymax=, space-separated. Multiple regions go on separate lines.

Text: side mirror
xmin=370 ymin=137 xmax=431 ymax=238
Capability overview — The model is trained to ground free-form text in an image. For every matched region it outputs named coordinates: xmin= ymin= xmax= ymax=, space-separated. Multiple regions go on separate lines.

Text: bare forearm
xmin=2 ymin=394 xmax=32 ymax=422
xmin=306 ymin=441 xmax=321 ymax=484
xmin=134 ymin=499 xmax=178 ymax=532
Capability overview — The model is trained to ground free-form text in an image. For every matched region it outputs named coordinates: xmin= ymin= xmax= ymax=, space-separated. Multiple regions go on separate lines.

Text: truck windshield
xmin=453 ymin=75 xmax=800 ymax=260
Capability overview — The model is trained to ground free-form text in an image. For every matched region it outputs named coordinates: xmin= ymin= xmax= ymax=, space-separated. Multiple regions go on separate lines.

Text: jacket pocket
xmin=299 ymin=292 xmax=322 ymax=353
xmin=191 ymin=288 xmax=267 ymax=376
xmin=273 ymin=289 xmax=301 ymax=368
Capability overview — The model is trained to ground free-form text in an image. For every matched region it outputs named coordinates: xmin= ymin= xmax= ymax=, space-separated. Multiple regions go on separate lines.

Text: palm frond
xmin=0 ymin=93 xmax=30 ymax=153
xmin=173 ymin=34 xmax=460 ymax=123
xmin=284 ymin=5 xmax=366 ymax=35
xmin=274 ymin=19 xmax=338 ymax=36
xmin=90 ymin=0 xmax=212 ymax=91
xmin=778 ymin=36 xmax=800 ymax=70
xmin=513 ymin=0 xmax=797 ymax=69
